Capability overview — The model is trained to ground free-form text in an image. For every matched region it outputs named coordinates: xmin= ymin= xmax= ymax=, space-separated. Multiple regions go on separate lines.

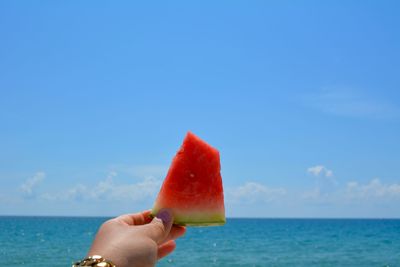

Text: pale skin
xmin=88 ymin=209 xmax=186 ymax=267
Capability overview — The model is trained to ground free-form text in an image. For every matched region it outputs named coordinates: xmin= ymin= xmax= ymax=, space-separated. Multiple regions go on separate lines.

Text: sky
xmin=1 ymin=1 xmax=400 ymax=218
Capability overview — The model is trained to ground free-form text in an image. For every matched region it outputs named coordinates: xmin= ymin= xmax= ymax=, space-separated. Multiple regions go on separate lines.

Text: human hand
xmin=87 ymin=209 xmax=186 ymax=267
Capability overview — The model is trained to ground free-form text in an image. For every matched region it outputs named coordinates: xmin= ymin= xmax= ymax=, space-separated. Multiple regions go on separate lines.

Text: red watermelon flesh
xmin=152 ymin=132 xmax=225 ymax=226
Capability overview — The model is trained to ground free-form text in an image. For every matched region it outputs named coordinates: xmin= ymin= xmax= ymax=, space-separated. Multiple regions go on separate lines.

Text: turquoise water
xmin=1 ymin=217 xmax=399 ymax=266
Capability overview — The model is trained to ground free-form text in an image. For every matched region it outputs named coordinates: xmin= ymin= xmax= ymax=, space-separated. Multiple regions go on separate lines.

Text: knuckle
xmin=152 ymin=220 xmax=165 ymax=235
xmin=101 ymin=219 xmax=116 ymax=229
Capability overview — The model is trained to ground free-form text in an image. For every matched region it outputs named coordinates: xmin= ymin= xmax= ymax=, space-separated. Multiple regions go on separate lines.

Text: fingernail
xmin=156 ymin=209 xmax=172 ymax=225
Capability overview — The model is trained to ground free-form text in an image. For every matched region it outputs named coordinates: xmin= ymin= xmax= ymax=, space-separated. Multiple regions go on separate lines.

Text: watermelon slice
xmin=152 ymin=132 xmax=225 ymax=226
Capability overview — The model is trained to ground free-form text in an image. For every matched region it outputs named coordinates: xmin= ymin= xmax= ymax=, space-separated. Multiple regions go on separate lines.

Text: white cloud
xmin=20 ymin=172 xmax=46 ymax=196
xmin=345 ymin=178 xmax=400 ymax=200
xmin=14 ymin=167 xmax=400 ymax=218
xmin=40 ymin=171 xmax=162 ymax=202
xmin=228 ymin=182 xmax=287 ymax=203
xmin=307 ymin=165 xmax=333 ymax=177
xmin=301 ymin=178 xmax=400 ymax=204
xmin=92 ymin=174 xmax=161 ymax=201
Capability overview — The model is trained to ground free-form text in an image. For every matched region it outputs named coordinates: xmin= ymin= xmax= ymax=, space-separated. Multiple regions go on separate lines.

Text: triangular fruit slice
xmin=152 ymin=132 xmax=225 ymax=226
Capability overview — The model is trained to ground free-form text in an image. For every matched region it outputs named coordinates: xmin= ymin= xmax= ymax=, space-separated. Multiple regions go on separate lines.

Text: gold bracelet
xmin=72 ymin=255 xmax=116 ymax=267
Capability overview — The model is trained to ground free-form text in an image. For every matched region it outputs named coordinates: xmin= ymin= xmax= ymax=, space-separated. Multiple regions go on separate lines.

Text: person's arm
xmin=78 ymin=209 xmax=185 ymax=267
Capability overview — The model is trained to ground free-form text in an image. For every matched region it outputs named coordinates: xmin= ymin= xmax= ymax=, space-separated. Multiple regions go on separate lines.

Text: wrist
xmin=72 ymin=255 xmax=116 ymax=267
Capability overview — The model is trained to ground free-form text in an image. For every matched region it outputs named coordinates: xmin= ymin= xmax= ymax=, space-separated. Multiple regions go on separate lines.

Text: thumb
xmin=143 ymin=209 xmax=173 ymax=244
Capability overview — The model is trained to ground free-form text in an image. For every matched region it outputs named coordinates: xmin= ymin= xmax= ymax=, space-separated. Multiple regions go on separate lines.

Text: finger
xmin=143 ymin=209 xmax=173 ymax=244
xmin=157 ymin=240 xmax=176 ymax=260
xmin=116 ymin=210 xmax=152 ymax=225
xmin=164 ymin=225 xmax=186 ymax=243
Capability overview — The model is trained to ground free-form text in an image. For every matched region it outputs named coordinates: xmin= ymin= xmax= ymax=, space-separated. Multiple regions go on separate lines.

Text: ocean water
xmin=1 ymin=217 xmax=399 ymax=267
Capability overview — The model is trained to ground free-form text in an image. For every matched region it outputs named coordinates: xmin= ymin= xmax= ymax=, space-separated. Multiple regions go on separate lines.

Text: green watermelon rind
xmin=151 ymin=208 xmax=226 ymax=227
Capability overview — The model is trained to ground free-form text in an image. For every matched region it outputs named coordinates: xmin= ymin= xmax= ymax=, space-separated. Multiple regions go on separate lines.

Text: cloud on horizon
xmin=345 ymin=178 xmax=400 ymax=201
xmin=17 ymin=172 xmax=400 ymax=205
xmin=39 ymin=171 xmax=162 ymax=202
xmin=5 ymin=168 xmax=400 ymax=217
xmin=227 ymin=182 xmax=287 ymax=203
xmin=20 ymin=172 xmax=46 ymax=197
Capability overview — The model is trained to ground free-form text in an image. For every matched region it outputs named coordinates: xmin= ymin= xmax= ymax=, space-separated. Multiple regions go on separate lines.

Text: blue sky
xmin=1 ymin=1 xmax=400 ymax=217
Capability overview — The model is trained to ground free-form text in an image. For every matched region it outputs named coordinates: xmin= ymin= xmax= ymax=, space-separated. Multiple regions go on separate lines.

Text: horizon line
xmin=1 ymin=214 xmax=399 ymax=220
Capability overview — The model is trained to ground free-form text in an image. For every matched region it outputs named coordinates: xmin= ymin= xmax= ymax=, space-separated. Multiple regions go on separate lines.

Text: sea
xmin=1 ymin=217 xmax=399 ymax=267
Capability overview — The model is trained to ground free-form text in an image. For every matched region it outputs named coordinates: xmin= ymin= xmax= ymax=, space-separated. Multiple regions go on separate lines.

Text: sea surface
xmin=1 ymin=216 xmax=399 ymax=266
